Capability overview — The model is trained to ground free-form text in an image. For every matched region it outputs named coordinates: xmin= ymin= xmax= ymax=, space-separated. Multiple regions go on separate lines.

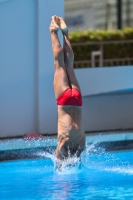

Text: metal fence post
xmin=91 ymin=43 xmax=103 ymax=67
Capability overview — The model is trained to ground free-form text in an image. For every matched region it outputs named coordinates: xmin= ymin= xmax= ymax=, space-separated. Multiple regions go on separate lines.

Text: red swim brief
xmin=56 ymin=88 xmax=82 ymax=106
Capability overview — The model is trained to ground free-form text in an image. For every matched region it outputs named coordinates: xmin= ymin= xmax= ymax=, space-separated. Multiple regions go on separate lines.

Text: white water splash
xmin=80 ymin=144 xmax=133 ymax=175
xmin=55 ymin=155 xmax=82 ymax=173
xmin=38 ymin=150 xmax=82 ymax=173
xmin=105 ymin=167 xmax=133 ymax=175
xmin=37 ymin=141 xmax=133 ymax=175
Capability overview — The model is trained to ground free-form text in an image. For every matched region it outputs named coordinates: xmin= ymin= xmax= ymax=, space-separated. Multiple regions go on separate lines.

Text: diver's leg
xmin=50 ymin=16 xmax=70 ymax=98
xmin=63 ymin=31 xmax=81 ymax=92
xmin=59 ymin=17 xmax=81 ymax=92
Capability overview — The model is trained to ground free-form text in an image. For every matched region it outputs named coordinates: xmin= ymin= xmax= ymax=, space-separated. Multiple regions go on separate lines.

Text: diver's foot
xmin=59 ymin=17 xmax=68 ymax=33
xmin=49 ymin=15 xmax=60 ymax=33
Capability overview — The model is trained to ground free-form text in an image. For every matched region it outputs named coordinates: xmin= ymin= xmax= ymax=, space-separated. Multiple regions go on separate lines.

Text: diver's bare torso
xmin=56 ymin=105 xmax=86 ymax=159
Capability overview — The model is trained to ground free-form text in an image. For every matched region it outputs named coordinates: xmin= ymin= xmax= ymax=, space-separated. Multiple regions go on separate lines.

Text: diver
xmin=49 ymin=16 xmax=86 ymax=162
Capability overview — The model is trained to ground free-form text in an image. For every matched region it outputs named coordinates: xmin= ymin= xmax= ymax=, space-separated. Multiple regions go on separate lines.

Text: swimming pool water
xmin=0 ymin=150 xmax=133 ymax=200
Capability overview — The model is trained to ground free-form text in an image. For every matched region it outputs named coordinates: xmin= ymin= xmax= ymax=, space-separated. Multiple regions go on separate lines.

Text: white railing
xmin=72 ymin=40 xmax=133 ymax=68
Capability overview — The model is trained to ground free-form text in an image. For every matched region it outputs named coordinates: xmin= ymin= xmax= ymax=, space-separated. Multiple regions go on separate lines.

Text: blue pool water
xmin=0 ymin=146 xmax=133 ymax=199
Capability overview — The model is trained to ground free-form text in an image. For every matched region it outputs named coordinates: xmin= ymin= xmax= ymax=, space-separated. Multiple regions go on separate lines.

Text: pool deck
xmin=0 ymin=131 xmax=133 ymax=161
xmin=0 ymin=131 xmax=133 ymax=151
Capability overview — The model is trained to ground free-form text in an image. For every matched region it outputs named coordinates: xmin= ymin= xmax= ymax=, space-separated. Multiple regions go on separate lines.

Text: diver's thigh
xmin=53 ymin=67 xmax=70 ymax=99
xmin=66 ymin=67 xmax=81 ymax=92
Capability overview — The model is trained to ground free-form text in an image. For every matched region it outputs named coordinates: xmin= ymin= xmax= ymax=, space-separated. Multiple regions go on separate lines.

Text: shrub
xmin=69 ymin=28 xmax=133 ymax=68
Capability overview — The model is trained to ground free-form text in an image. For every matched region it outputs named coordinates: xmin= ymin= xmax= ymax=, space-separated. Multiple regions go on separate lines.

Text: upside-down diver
xmin=49 ymin=16 xmax=86 ymax=166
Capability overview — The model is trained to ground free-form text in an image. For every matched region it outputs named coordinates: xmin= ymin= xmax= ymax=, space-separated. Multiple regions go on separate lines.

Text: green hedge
xmin=69 ymin=28 xmax=133 ymax=68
